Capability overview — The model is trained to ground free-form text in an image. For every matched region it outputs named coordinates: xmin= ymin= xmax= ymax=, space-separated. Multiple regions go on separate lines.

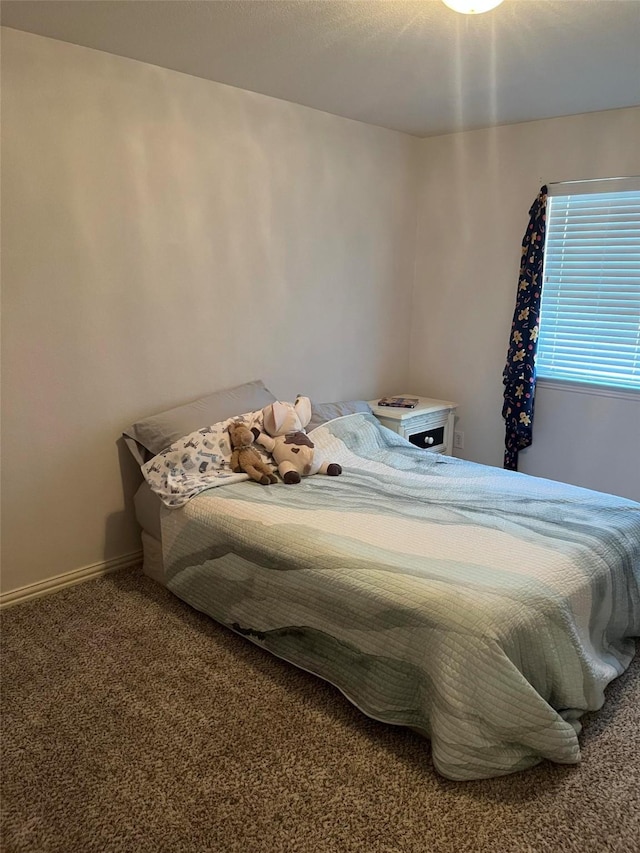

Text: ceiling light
xmin=442 ymin=0 xmax=505 ymax=13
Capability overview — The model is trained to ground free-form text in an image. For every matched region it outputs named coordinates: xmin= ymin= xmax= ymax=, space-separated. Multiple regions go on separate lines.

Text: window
xmin=536 ymin=178 xmax=640 ymax=392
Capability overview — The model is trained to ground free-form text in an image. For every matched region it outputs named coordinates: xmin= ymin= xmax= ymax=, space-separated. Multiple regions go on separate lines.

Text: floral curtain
xmin=502 ymin=185 xmax=547 ymax=471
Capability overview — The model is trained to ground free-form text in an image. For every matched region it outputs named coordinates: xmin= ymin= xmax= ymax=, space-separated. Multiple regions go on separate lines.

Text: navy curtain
xmin=502 ymin=185 xmax=547 ymax=471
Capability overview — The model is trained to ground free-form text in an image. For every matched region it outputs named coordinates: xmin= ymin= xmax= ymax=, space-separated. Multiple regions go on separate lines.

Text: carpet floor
xmin=1 ymin=569 xmax=639 ymax=853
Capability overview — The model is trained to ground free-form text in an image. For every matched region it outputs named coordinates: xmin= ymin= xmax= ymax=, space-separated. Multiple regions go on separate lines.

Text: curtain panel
xmin=502 ymin=186 xmax=547 ymax=470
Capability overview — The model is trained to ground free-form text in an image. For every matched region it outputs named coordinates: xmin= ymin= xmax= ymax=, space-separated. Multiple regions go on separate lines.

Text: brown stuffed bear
xmin=228 ymin=421 xmax=278 ymax=485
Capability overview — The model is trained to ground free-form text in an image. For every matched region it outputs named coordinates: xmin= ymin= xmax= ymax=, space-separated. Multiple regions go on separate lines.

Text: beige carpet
xmin=1 ymin=569 xmax=639 ymax=853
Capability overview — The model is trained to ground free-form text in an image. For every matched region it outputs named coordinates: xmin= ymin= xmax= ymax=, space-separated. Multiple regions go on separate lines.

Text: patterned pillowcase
xmin=142 ymin=410 xmax=273 ymax=508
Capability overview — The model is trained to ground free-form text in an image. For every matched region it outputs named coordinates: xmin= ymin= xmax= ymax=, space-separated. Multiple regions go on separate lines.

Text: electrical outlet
xmin=453 ymin=430 xmax=464 ymax=450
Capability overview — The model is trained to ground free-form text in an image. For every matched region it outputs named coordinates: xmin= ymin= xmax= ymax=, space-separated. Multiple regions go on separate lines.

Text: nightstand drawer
xmin=408 ymin=426 xmax=445 ymax=451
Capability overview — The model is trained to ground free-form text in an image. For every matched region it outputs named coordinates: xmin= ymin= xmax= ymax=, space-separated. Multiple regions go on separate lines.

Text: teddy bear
xmin=256 ymin=395 xmax=342 ymax=484
xmin=228 ymin=421 xmax=278 ymax=485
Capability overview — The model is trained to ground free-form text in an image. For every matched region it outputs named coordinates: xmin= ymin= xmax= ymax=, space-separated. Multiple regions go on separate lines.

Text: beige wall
xmin=3 ymin=28 xmax=639 ymax=597
xmin=410 ymin=107 xmax=640 ymax=498
xmin=0 ymin=29 xmax=419 ymax=594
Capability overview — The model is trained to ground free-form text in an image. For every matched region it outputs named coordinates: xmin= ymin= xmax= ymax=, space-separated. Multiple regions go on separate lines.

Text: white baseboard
xmin=0 ymin=551 xmax=143 ymax=610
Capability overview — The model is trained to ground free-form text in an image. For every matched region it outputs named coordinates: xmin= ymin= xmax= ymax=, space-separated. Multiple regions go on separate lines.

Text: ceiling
xmin=2 ymin=0 xmax=639 ymax=138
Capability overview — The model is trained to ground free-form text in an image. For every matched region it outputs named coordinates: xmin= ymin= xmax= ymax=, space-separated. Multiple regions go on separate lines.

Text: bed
xmin=125 ymin=382 xmax=640 ymax=781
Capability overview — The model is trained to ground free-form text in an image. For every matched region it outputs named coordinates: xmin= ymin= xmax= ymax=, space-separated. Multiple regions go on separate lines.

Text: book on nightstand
xmin=377 ymin=396 xmax=420 ymax=409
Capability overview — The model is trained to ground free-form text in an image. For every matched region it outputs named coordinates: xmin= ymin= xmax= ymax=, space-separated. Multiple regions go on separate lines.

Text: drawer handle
xmin=423 ymin=436 xmax=435 ymax=446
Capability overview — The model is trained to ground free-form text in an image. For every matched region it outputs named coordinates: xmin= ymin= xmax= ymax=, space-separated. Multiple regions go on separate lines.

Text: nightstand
xmin=368 ymin=396 xmax=458 ymax=455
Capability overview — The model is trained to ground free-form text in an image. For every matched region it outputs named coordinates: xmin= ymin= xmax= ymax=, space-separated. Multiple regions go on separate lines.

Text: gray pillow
xmin=307 ymin=400 xmax=372 ymax=432
xmin=123 ymin=379 xmax=277 ymax=466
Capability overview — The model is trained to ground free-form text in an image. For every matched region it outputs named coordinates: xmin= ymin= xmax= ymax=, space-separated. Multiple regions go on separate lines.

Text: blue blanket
xmin=159 ymin=413 xmax=640 ymax=780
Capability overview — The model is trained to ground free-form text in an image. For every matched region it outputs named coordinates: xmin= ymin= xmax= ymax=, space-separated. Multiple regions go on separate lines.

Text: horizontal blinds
xmin=536 ymin=188 xmax=640 ymax=390
xmin=547 ymin=176 xmax=640 ymax=197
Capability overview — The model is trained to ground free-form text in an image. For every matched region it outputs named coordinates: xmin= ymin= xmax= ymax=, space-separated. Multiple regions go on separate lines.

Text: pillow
xmin=123 ymin=379 xmax=277 ymax=466
xmin=142 ymin=409 xmax=272 ymax=508
xmin=307 ymin=400 xmax=372 ymax=432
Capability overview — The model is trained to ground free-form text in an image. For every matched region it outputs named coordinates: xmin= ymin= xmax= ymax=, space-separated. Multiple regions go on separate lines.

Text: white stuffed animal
xmin=256 ymin=396 xmax=343 ymax=484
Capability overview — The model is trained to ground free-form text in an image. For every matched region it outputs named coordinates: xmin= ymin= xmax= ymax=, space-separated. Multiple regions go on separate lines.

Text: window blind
xmin=536 ymin=183 xmax=640 ymax=391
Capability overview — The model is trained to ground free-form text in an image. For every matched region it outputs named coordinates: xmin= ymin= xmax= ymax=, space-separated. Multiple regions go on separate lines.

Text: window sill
xmin=535 ymin=377 xmax=640 ymax=403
